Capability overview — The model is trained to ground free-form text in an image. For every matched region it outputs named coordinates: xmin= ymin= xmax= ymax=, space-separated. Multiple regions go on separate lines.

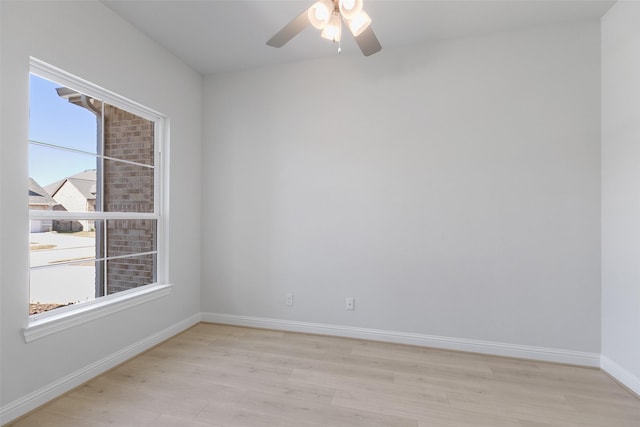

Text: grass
xmin=48 ymin=256 xmax=94 ymax=265
xmin=57 ymin=231 xmax=96 ymax=238
xmin=30 ymin=244 xmax=56 ymax=251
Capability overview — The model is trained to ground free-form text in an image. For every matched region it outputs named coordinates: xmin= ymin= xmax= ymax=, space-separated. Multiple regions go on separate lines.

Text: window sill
xmin=23 ymin=283 xmax=172 ymax=343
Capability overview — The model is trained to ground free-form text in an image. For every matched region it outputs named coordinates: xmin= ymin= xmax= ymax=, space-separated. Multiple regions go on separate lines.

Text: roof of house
xmin=44 ymin=179 xmax=65 ymax=197
xmin=46 ymin=169 xmax=97 ymax=201
xmin=29 ymin=178 xmax=57 ymax=206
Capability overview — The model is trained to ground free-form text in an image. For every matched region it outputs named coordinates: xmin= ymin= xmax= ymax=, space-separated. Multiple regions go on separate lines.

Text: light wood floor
xmin=8 ymin=323 xmax=640 ymax=427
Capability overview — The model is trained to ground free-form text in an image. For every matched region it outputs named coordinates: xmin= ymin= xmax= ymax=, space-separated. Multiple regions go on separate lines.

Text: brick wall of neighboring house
xmin=103 ymin=104 xmax=155 ymax=294
xmin=52 ymin=204 xmax=83 ymax=232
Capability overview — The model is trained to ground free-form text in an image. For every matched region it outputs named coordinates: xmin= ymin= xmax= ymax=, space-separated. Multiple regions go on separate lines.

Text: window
xmin=28 ymin=59 xmax=167 ymax=322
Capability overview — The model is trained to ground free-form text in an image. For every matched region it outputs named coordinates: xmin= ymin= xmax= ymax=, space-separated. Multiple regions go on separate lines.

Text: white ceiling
xmin=102 ymin=0 xmax=615 ymax=75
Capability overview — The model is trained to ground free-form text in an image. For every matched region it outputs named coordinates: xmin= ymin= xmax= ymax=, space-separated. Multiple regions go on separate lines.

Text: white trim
xmin=28 ymin=210 xmax=159 ymax=220
xmin=24 ymin=284 xmax=173 ymax=342
xmin=156 ymin=119 xmax=170 ymax=283
xmin=30 ymin=57 xmax=164 ymax=122
xmin=27 ymin=58 xmax=171 ymax=330
xmin=1 ymin=313 xmax=201 ymax=425
xmin=201 ymin=312 xmax=601 ymax=367
xmin=30 ymin=250 xmax=158 ymax=270
xmin=29 ymin=139 xmax=155 ymax=170
xmin=601 ymin=356 xmax=640 ymax=397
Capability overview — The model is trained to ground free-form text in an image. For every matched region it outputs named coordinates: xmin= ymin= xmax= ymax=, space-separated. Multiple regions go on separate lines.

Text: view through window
xmin=28 ymin=69 xmax=161 ymax=316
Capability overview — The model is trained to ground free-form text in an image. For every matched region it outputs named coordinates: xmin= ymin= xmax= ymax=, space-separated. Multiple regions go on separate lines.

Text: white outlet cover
xmin=346 ymin=297 xmax=355 ymax=310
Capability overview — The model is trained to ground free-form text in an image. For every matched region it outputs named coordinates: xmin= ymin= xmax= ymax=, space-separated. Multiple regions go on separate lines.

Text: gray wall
xmin=201 ymin=22 xmax=602 ymax=353
xmin=0 ymin=0 xmax=202 ymax=412
xmin=2 ymin=1 xmax=622 ymax=421
xmin=601 ymin=0 xmax=640 ymax=395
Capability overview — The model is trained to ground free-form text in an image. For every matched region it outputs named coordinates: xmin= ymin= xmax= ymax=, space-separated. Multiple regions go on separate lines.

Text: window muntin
xmin=103 ymin=159 xmax=155 ymax=213
xmin=28 ymin=64 xmax=164 ymax=317
xmin=105 ymin=219 xmax=157 ymax=257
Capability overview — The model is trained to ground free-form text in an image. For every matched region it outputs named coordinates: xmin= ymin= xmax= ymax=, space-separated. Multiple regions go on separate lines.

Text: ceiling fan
xmin=266 ymin=0 xmax=382 ymax=56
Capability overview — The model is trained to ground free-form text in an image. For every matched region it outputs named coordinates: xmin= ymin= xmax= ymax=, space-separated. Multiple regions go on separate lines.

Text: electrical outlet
xmin=346 ymin=297 xmax=355 ymax=310
xmin=286 ymin=293 xmax=294 ymax=306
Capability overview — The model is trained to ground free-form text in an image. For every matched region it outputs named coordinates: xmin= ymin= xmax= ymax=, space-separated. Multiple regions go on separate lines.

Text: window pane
xmin=103 ymin=158 xmax=154 ymax=213
xmin=29 ymin=73 xmax=99 ymax=154
xmin=29 ymin=261 xmax=102 ymax=314
xmin=106 ymin=219 xmax=157 ymax=257
xmin=29 ymin=144 xmax=97 ymax=210
xmin=30 ymin=226 xmax=98 ymax=268
xmin=104 ymin=103 xmax=154 ymax=166
xmin=28 ymin=61 xmax=162 ymax=318
xmin=106 ymin=253 xmax=156 ymax=295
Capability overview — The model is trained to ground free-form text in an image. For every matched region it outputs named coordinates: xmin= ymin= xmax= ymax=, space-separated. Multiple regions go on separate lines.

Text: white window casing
xmin=24 ymin=57 xmax=171 ymax=342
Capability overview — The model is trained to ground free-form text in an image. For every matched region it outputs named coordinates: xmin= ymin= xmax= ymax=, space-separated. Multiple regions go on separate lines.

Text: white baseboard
xmin=201 ymin=312 xmax=601 ymax=367
xmin=601 ymin=356 xmax=640 ymax=397
xmin=0 ymin=313 xmax=201 ymax=425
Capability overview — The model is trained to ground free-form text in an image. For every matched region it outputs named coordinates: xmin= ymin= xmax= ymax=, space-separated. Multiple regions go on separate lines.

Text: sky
xmin=29 ymin=74 xmax=98 ymax=186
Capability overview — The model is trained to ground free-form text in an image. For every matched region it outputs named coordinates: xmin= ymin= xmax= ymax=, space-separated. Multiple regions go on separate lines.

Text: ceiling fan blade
xmin=353 ymin=25 xmax=382 ymax=56
xmin=266 ymin=9 xmax=311 ymax=48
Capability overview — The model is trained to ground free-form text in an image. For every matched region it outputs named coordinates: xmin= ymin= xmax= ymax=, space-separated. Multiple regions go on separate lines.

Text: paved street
xmin=29 ymin=232 xmax=96 ymax=304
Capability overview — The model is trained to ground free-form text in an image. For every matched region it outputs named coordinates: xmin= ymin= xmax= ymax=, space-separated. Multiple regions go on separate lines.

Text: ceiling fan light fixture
xmin=347 ymin=10 xmax=371 ymax=37
xmin=267 ymin=0 xmax=381 ymax=56
xmin=339 ymin=0 xmax=363 ymax=21
xmin=308 ymin=0 xmax=334 ymax=30
xmin=321 ymin=12 xmax=342 ymax=42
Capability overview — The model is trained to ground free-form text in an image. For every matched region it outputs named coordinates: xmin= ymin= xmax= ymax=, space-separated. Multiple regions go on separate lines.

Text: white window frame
xmin=23 ymin=57 xmax=171 ymax=343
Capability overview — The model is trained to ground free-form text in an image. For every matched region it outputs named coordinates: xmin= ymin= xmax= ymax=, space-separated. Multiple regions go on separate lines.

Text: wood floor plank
xmin=6 ymin=323 xmax=640 ymax=427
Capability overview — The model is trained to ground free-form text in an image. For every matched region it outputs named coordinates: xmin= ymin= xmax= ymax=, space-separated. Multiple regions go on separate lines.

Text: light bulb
xmin=308 ymin=0 xmax=334 ymax=30
xmin=347 ymin=10 xmax=371 ymax=37
xmin=339 ymin=0 xmax=363 ymax=20
xmin=321 ymin=13 xmax=342 ymax=42
xmin=342 ymin=0 xmax=355 ymax=9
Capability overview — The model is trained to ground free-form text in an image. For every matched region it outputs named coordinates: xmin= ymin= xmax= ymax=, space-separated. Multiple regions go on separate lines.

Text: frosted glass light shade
xmin=308 ymin=0 xmax=335 ymax=30
xmin=339 ymin=0 xmax=363 ymax=20
xmin=321 ymin=13 xmax=342 ymax=42
xmin=347 ymin=10 xmax=371 ymax=36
